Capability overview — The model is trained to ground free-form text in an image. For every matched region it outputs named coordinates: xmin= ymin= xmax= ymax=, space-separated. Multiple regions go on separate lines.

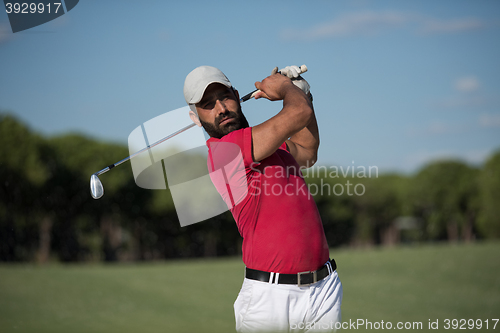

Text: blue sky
xmin=1 ymin=0 xmax=499 ymax=174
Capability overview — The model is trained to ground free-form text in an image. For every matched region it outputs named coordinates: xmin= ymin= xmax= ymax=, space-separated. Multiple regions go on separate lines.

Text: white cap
xmin=183 ymin=66 xmax=232 ymax=105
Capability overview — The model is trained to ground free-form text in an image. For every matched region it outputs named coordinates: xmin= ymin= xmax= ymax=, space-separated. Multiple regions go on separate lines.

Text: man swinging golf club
xmin=184 ymin=65 xmax=343 ymax=332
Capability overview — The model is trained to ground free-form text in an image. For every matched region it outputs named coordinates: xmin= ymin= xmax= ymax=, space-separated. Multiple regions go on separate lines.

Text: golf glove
xmin=272 ymin=65 xmax=310 ymax=96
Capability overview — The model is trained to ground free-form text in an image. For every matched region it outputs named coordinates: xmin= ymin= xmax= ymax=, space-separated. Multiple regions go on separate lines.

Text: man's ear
xmin=233 ymin=88 xmax=239 ymax=101
xmin=189 ymin=110 xmax=202 ymax=127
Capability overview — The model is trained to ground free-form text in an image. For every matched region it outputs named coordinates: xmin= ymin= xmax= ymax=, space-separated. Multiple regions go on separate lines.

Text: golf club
xmin=90 ymin=64 xmax=308 ymax=199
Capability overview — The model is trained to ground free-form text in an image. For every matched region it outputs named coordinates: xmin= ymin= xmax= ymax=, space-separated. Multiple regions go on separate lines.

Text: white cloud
xmin=479 ymin=113 xmax=500 ymax=128
xmin=281 ymin=11 xmax=487 ymax=41
xmin=454 ymin=76 xmax=480 ymax=92
xmin=418 ymin=18 xmax=485 ymax=35
xmin=430 ymin=93 xmax=500 ymax=110
xmin=409 ymin=114 xmax=500 ymax=139
xmin=408 ymin=121 xmax=465 ymax=137
xmin=281 ymin=11 xmax=411 ymax=40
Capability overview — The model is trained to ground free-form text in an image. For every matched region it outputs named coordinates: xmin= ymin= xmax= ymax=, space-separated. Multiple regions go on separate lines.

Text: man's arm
xmin=251 ymin=73 xmax=318 ymax=166
xmin=285 ymin=95 xmax=319 ymax=168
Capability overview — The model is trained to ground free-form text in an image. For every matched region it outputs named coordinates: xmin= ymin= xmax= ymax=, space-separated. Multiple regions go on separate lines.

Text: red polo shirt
xmin=207 ymin=127 xmax=329 ymax=274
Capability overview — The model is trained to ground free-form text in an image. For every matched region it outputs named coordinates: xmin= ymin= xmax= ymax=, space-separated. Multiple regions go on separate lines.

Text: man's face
xmin=195 ymin=83 xmax=249 ymax=139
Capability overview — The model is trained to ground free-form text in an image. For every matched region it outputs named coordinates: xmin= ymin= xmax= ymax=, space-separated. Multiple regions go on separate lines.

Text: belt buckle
xmin=297 ymin=270 xmax=317 ymax=287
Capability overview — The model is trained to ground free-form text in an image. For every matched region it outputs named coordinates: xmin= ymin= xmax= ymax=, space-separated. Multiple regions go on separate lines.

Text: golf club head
xmin=90 ymin=174 xmax=104 ymax=199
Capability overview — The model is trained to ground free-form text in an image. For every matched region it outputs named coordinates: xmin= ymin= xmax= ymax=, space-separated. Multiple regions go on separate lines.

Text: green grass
xmin=0 ymin=242 xmax=499 ymax=332
xmin=336 ymin=242 xmax=500 ymax=331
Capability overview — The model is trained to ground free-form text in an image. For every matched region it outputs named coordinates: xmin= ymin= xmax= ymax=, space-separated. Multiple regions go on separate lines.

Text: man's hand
xmin=253 ymin=71 xmax=300 ymax=101
xmin=253 ymin=65 xmax=311 ymax=101
xmin=279 ymin=65 xmax=310 ymax=96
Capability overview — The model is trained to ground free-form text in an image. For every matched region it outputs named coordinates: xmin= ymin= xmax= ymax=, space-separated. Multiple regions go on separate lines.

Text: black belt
xmin=245 ymin=259 xmax=336 ymax=287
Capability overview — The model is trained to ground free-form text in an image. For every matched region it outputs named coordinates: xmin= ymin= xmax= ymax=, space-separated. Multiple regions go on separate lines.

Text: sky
xmin=1 ymin=0 xmax=499 ymax=174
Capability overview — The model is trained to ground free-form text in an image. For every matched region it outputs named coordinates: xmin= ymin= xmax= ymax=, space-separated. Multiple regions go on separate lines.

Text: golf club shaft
xmin=93 ymin=91 xmax=257 ymax=177
xmin=94 ymin=122 xmax=197 ymax=177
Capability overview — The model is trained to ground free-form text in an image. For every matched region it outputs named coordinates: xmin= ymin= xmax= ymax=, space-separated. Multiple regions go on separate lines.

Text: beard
xmin=199 ymin=105 xmax=249 ymax=139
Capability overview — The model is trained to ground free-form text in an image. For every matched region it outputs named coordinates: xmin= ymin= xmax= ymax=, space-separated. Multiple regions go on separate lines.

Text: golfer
xmin=184 ymin=65 xmax=342 ymax=332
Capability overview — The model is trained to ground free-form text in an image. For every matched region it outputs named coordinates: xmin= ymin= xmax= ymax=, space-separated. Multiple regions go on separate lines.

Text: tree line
xmin=1 ymin=113 xmax=499 ymax=262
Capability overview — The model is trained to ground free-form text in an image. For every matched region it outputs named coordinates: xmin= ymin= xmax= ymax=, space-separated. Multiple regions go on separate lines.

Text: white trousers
xmin=234 ymin=263 xmax=343 ymax=332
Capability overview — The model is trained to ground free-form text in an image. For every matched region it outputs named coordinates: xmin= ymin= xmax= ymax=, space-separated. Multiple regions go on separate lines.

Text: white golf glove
xmin=272 ymin=65 xmax=310 ymax=96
